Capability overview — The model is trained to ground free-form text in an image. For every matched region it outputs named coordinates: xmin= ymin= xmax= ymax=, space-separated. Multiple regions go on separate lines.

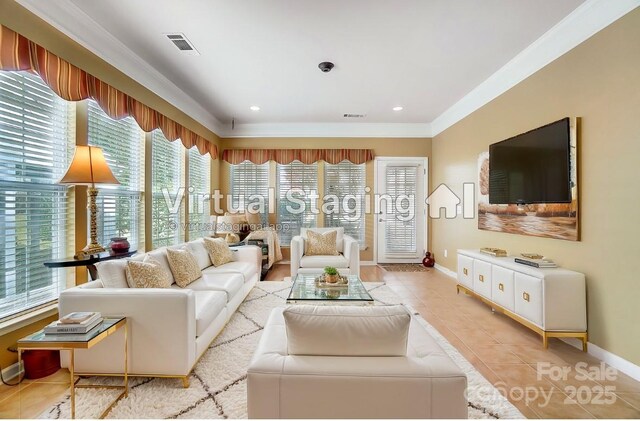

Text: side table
xmin=17 ymin=317 xmax=128 ymax=419
xmin=44 ymin=250 xmax=137 ymax=281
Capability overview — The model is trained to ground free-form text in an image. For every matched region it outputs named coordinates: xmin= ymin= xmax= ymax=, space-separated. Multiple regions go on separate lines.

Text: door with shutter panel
xmin=375 ymin=158 xmax=427 ymax=263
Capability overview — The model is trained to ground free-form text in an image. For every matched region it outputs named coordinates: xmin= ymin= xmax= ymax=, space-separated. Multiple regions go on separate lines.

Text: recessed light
xmin=250 ymin=105 xmax=260 ymax=111
xmin=392 ymin=106 xmax=403 ymax=111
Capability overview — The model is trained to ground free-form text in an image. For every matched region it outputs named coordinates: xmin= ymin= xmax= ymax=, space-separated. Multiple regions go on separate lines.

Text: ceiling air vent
xmin=343 ymin=113 xmax=367 ymax=118
xmin=164 ymin=33 xmax=200 ymax=55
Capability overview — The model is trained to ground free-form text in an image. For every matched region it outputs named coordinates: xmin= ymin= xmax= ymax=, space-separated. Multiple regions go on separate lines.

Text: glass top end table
xmin=287 ymin=273 xmax=374 ymax=305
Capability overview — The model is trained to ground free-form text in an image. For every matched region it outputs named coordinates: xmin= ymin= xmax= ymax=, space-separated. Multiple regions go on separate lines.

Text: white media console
xmin=456 ymin=249 xmax=588 ymax=350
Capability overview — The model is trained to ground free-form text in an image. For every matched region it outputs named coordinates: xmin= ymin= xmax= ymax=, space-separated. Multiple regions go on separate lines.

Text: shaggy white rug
xmin=41 ymin=282 xmax=523 ymax=419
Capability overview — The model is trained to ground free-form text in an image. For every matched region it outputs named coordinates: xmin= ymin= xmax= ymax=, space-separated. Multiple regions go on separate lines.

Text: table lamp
xmin=59 ymin=145 xmax=120 ymax=258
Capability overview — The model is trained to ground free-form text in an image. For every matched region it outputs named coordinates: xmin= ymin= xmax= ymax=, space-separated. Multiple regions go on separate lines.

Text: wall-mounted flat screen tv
xmin=489 ymin=118 xmax=571 ymax=204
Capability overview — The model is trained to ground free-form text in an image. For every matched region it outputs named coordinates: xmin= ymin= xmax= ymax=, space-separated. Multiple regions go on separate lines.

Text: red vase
xmin=109 ymin=237 xmax=130 ymax=254
xmin=422 ymin=252 xmax=435 ymax=267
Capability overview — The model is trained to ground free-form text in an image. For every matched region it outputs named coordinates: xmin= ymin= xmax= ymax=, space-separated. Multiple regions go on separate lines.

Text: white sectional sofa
xmin=58 ymin=239 xmax=261 ymax=386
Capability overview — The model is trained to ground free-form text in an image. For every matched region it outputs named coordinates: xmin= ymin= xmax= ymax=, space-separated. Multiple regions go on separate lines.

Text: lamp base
xmin=75 ymin=243 xmax=106 ymax=259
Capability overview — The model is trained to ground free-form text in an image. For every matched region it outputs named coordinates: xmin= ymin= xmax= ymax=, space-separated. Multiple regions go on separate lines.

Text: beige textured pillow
xmin=305 ymin=230 xmax=339 ymax=256
xmin=166 ymin=248 xmax=202 ymax=288
xmin=203 ymin=237 xmax=234 ymax=266
xmin=125 ymin=257 xmax=172 ymax=289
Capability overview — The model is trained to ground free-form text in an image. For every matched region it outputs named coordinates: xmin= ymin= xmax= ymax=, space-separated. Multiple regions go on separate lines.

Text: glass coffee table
xmin=287 ymin=273 xmax=374 ymax=305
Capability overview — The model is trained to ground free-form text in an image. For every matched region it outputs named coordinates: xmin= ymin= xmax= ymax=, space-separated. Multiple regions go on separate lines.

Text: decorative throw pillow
xmin=203 ymin=237 xmax=234 ymax=266
xmin=166 ymin=248 xmax=202 ymax=288
xmin=125 ymin=256 xmax=172 ymax=289
xmin=305 ymin=230 xmax=339 ymax=256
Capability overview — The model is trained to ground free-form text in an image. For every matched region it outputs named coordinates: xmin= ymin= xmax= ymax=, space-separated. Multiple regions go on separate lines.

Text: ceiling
xmin=17 ymin=0 xmax=638 ymax=137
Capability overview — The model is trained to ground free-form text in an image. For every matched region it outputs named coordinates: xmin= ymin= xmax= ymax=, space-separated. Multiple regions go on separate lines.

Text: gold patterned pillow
xmin=125 ymin=257 xmax=172 ymax=288
xmin=305 ymin=230 xmax=339 ymax=256
xmin=203 ymin=237 xmax=234 ymax=266
xmin=166 ymin=248 xmax=202 ymax=288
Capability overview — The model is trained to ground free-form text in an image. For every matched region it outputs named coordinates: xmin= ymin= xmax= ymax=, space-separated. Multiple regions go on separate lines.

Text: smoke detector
xmin=164 ymin=33 xmax=200 ymax=56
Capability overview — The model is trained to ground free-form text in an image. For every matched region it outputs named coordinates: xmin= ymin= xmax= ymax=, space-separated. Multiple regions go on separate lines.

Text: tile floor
xmin=1 ymin=264 xmax=639 ymax=419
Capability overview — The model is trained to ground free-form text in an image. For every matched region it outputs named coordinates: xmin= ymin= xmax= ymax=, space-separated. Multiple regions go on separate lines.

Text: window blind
xmin=151 ymin=130 xmax=184 ymax=248
xmin=0 ymin=71 xmax=72 ymax=321
xmin=277 ymin=161 xmax=318 ymax=245
xmin=230 ymin=161 xmax=269 ymax=225
xmin=384 ymin=165 xmax=417 ymax=254
xmin=87 ymin=100 xmax=144 ymax=251
xmin=188 ymin=147 xmax=211 ymax=239
xmin=324 ymin=161 xmax=365 ymax=244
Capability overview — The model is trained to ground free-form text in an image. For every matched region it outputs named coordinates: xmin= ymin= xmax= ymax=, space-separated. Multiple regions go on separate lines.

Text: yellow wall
xmin=0 ymin=2 xmax=220 ymax=370
xmin=431 ymin=9 xmax=640 ymax=365
xmin=219 ymin=138 xmax=432 ymax=261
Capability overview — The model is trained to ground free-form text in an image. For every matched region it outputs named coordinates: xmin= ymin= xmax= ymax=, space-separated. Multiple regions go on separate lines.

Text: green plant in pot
xmin=324 ymin=266 xmax=339 ymax=283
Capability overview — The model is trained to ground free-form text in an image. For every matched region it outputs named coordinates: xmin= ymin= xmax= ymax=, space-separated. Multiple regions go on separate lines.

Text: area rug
xmin=379 ymin=263 xmax=432 ymax=272
xmin=41 ymin=282 xmax=523 ymax=419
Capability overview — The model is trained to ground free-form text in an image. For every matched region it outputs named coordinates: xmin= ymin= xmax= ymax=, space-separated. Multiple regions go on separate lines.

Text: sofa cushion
xmin=194 ymin=291 xmax=227 ymax=337
xmin=305 ymin=230 xmax=339 ymax=256
xmin=299 ymin=255 xmax=349 ymax=268
xmin=95 ymin=259 xmax=129 ymax=288
xmin=201 ymin=261 xmax=257 ymax=283
xmin=302 ymin=227 xmax=344 ymax=253
xmin=203 ymin=237 xmax=234 ymax=266
xmin=283 ymin=305 xmax=411 ymax=356
xmin=186 ymin=239 xmax=212 ymax=271
xmin=125 ymin=256 xmax=173 ymax=289
xmin=147 ymin=248 xmax=175 ymax=284
xmin=166 ymin=248 xmax=202 ymax=288
xmin=182 ymin=272 xmax=244 ymax=303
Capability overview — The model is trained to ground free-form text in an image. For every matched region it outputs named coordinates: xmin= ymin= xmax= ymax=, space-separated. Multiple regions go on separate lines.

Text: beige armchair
xmin=290 ymin=227 xmax=359 ymax=278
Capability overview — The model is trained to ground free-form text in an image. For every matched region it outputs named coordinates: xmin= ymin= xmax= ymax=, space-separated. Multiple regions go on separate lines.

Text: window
xmin=0 ymin=71 xmax=73 ymax=321
xmin=324 ymin=161 xmax=365 ymax=244
xmin=87 ymin=100 xmax=144 ymax=250
xmin=187 ymin=147 xmax=211 ymax=239
xmin=151 ymin=130 xmax=185 ymax=248
xmin=277 ymin=161 xmax=318 ymax=245
xmin=230 ymin=161 xmax=269 ymax=225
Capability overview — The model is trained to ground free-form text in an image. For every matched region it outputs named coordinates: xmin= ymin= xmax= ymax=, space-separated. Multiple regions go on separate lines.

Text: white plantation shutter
xmin=87 ymin=100 xmax=144 ymax=250
xmin=230 ymin=161 xmax=269 ymax=225
xmin=277 ymin=161 xmax=318 ymax=245
xmin=324 ymin=161 xmax=365 ymax=244
xmin=384 ymin=165 xmax=417 ymax=253
xmin=152 ymin=130 xmax=185 ymax=248
xmin=0 ymin=71 xmax=72 ymax=321
xmin=188 ymin=147 xmax=211 ymax=239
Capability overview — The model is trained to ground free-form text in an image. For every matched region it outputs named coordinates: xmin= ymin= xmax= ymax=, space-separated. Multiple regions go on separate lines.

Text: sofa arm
xmin=232 ymin=245 xmax=261 ymax=270
xmin=59 ymin=287 xmax=197 ymax=376
xmin=343 ymin=234 xmax=360 ymax=276
xmin=290 ymin=236 xmax=305 ymax=278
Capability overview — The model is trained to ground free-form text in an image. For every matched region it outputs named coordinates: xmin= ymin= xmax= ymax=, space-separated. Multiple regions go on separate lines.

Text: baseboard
xmin=561 ymin=338 xmax=640 ymax=382
xmin=1 ymin=361 xmax=23 ymax=383
xmin=434 ymin=263 xmax=457 ymax=279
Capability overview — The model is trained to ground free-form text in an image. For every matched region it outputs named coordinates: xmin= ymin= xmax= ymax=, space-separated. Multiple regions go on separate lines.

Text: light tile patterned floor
xmin=2 ymin=264 xmax=639 ymax=419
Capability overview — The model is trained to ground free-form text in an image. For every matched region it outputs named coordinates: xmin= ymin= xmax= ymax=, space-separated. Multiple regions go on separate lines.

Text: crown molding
xmin=15 ymin=0 xmax=225 ymax=136
xmin=220 ymin=122 xmax=432 ymax=138
xmin=430 ymin=0 xmax=640 ymax=136
xmin=16 ymin=0 xmax=639 ymax=139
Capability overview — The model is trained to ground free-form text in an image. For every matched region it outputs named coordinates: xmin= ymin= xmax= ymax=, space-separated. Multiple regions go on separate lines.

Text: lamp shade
xmin=59 ymin=145 xmax=120 ymax=185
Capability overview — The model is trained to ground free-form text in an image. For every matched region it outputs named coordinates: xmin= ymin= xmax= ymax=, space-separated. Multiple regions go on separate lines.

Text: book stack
xmin=514 ymin=256 xmax=557 ymax=268
xmin=44 ymin=312 xmax=103 ymax=335
xmin=480 ymin=247 xmax=507 ymax=257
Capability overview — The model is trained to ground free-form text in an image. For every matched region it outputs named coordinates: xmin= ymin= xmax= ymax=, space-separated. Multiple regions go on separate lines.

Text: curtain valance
xmin=0 ymin=25 xmax=218 ymax=158
xmin=222 ymin=149 xmax=374 ymax=165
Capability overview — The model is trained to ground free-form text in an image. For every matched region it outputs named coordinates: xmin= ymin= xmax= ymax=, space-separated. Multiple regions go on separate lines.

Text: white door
xmin=375 ymin=158 xmax=427 ymax=263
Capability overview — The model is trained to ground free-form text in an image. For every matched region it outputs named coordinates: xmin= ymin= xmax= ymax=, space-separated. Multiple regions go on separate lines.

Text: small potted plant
xmin=324 ymin=266 xmax=338 ymax=283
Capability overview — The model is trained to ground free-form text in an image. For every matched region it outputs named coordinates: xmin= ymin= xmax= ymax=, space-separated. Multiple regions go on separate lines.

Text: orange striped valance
xmin=0 ymin=25 xmax=217 ymax=158
xmin=222 ymin=149 xmax=374 ymax=165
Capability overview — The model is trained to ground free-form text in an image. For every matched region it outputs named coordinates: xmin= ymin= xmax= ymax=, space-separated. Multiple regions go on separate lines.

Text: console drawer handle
xmin=479 ymin=274 xmax=484 ymax=282
xmin=463 ymin=268 xmax=468 ymax=276
xmin=523 ymin=292 xmax=530 ymax=302
xmin=499 ymin=283 xmax=504 ymax=292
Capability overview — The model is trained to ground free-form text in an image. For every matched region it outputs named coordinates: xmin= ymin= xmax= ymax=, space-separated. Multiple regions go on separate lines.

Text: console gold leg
xmin=582 ymin=335 xmax=588 ymax=352
xmin=182 ymin=376 xmax=190 ymax=388
xmin=70 ymin=349 xmax=75 ymax=419
xmin=543 ymin=333 xmax=549 ymax=349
